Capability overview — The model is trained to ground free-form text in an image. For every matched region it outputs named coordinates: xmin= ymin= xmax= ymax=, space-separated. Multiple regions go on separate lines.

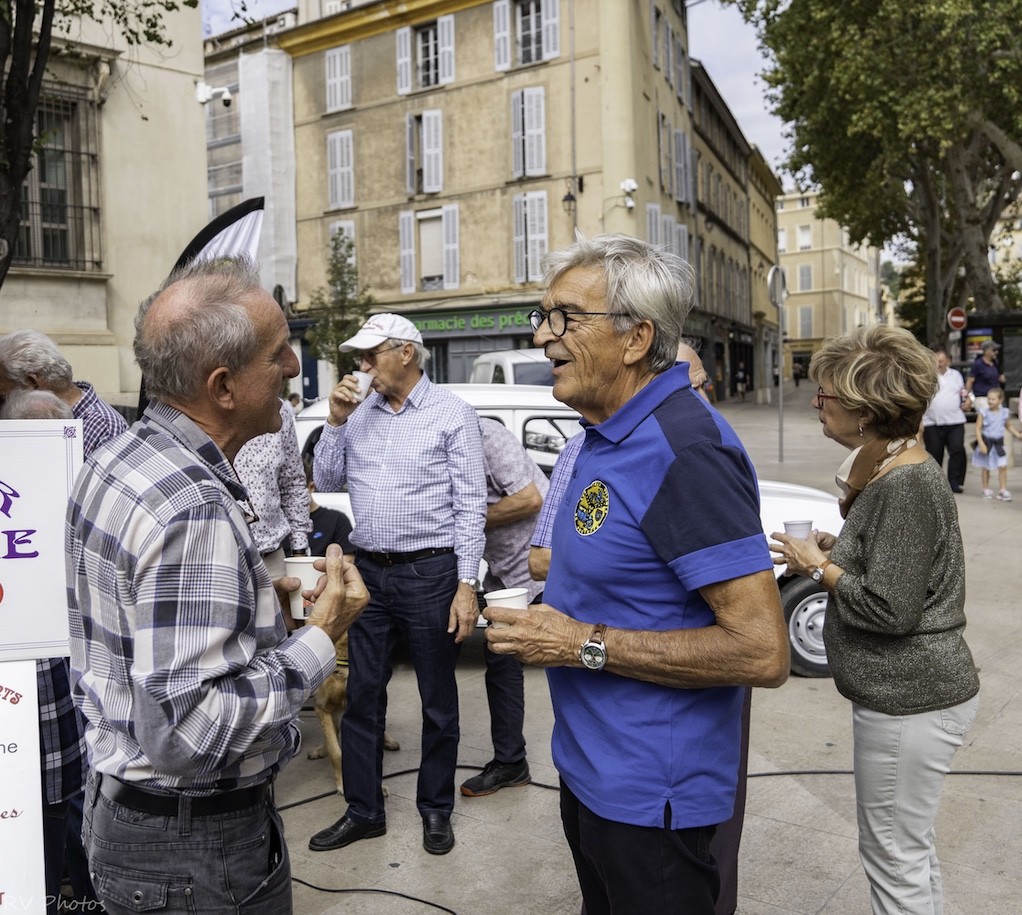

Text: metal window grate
xmin=13 ymin=88 xmax=102 ymax=271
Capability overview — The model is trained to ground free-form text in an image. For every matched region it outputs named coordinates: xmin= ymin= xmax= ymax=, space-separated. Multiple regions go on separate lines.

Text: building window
xmin=329 ymin=220 xmax=356 ymax=264
xmin=651 ymin=5 xmax=662 ymax=69
xmin=327 ymin=129 xmax=354 ymax=209
xmin=799 ymin=196 xmax=810 ymax=207
xmin=325 ymin=45 xmax=352 ymax=112
xmin=14 ymin=89 xmax=102 ymax=271
xmin=512 ymin=191 xmax=548 ymax=282
xmin=493 ymin=0 xmax=560 ymax=71
xmin=799 ymin=305 xmax=813 ymax=338
xmin=674 ymin=223 xmax=690 ymax=262
xmin=673 ymin=129 xmax=688 ymax=203
xmin=399 ymin=205 xmax=460 ymax=293
xmin=511 ymin=88 xmax=546 ymax=178
xmin=798 ymin=264 xmax=812 ymax=291
xmin=406 ymin=110 xmax=444 ymax=194
xmin=396 ymin=16 xmax=455 ymax=94
xmin=777 ymin=227 xmax=786 ymax=253
xmin=797 ymin=224 xmax=812 ymax=250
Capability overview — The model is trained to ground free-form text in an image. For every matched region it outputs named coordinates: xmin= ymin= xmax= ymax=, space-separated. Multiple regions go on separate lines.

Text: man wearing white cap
xmin=310 ymin=313 xmax=486 ymax=856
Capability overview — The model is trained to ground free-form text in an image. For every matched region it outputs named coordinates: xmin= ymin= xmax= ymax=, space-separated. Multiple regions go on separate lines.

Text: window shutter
xmin=674 ymin=40 xmax=685 ymax=102
xmin=661 ymin=214 xmax=675 ymax=254
xmin=675 ymin=223 xmax=689 ymax=262
xmin=526 ymin=190 xmax=547 ymax=281
xmin=422 ymin=110 xmax=443 ymax=193
xmin=396 ymin=27 xmax=412 ymax=95
xmin=494 ymin=0 xmax=511 ymax=71
xmin=664 ymin=23 xmax=673 ymax=86
xmin=650 ymin=1 xmax=658 ymax=68
xmin=399 ymin=210 xmax=416 ymax=293
xmin=442 ymin=203 xmax=460 ymax=289
xmin=406 ymin=114 xmax=417 ymax=195
xmin=511 ymin=90 xmax=524 ymax=179
xmin=327 ymin=130 xmax=353 ymax=209
xmin=325 ymin=48 xmax=341 ymax=112
xmin=512 ymin=194 xmax=526 ymax=283
xmin=330 ymin=220 xmax=356 ymax=265
xmin=541 ymin=0 xmax=560 ymax=60
xmin=673 ymin=129 xmax=685 ymax=203
xmin=524 ymin=87 xmax=546 ymax=176
xmin=438 ymin=15 xmax=455 ymax=84
xmin=337 ymin=45 xmax=351 ymax=109
xmin=646 ymin=203 xmax=661 ymax=246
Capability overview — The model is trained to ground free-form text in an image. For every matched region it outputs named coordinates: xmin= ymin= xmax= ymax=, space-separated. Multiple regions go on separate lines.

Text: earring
xmin=858 ymin=423 xmax=864 ymax=437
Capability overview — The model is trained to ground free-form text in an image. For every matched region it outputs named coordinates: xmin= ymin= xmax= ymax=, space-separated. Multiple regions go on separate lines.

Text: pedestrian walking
xmin=922 ymin=348 xmax=967 ymax=493
xmin=972 ymin=387 xmax=1021 ymax=500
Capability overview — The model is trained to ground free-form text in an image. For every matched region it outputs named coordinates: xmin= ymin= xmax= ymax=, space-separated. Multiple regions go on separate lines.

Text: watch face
xmin=811 ymin=568 xmax=824 ymax=582
xmin=581 ymin=643 xmax=607 ymax=670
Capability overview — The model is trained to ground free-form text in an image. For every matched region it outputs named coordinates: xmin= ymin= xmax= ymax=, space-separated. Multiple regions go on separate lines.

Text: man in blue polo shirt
xmin=485 ymin=234 xmax=789 ymax=915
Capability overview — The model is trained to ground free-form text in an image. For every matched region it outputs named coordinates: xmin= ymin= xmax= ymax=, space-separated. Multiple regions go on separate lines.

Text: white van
xmin=469 ymin=349 xmax=552 ymax=386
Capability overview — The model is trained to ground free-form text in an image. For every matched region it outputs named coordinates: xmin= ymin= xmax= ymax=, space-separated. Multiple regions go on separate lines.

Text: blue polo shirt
xmin=545 ymin=363 xmax=771 ymax=830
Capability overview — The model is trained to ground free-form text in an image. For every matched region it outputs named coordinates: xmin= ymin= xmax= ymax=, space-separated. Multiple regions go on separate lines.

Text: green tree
xmin=304 ymin=232 xmax=374 ymax=378
xmin=0 ymin=0 xmax=197 ymax=286
xmin=731 ymin=0 xmax=1022 ymax=344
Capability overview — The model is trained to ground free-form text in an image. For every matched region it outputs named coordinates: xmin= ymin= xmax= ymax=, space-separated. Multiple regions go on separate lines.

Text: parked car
xmin=297 ymin=384 xmax=841 ymax=677
xmin=469 ymin=348 xmax=553 ymax=385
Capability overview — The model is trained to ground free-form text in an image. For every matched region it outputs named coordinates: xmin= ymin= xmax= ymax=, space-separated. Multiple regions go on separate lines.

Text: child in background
xmin=972 ymin=387 xmax=1022 ymax=500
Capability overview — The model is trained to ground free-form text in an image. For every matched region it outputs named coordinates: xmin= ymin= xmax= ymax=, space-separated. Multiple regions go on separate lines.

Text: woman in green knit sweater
xmin=771 ymin=325 xmax=980 ymax=915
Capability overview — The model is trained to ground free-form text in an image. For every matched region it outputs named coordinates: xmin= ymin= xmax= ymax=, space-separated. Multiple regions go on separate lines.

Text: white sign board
xmin=0 ymin=660 xmax=46 ymax=912
xmin=0 ymin=420 xmax=83 ymax=661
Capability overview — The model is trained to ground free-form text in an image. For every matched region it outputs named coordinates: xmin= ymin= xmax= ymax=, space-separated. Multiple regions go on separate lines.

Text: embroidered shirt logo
xmin=575 ymin=480 xmax=610 ymax=536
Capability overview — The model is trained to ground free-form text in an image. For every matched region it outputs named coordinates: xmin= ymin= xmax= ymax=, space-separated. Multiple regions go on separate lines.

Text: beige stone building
xmin=776 ymin=189 xmax=882 ymax=379
xmin=2 ymin=11 xmax=208 ymax=407
xmin=277 ymin=0 xmax=785 ymax=392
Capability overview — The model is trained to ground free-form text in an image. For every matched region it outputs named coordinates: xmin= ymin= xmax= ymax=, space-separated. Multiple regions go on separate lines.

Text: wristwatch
xmin=811 ymin=560 xmax=833 ymax=583
xmin=579 ymin=624 xmax=608 ymax=671
xmin=459 ymin=577 xmax=482 ymax=591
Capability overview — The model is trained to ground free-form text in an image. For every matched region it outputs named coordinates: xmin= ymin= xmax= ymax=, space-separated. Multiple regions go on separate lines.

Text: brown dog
xmin=308 ymin=631 xmax=400 ymax=795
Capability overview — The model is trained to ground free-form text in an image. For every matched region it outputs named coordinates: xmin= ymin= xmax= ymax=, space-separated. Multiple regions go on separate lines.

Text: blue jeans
xmin=483 ymin=643 xmax=526 ymax=763
xmin=342 ymin=553 xmax=460 ymax=823
xmin=82 ymin=773 xmax=291 ymax=914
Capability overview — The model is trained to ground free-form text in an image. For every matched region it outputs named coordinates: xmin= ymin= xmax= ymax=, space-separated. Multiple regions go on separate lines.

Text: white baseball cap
xmin=339 ymin=314 xmax=423 ymax=352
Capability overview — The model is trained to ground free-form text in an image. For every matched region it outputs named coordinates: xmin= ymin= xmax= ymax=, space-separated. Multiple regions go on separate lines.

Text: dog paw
xmin=308 ymin=745 xmax=327 ymax=760
xmin=383 ymin=732 xmax=400 ymax=752
xmin=382 ymin=785 xmax=390 ymax=798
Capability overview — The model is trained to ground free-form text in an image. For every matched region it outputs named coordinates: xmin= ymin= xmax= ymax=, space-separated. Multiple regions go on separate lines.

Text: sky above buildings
xmin=200 ymin=0 xmax=791 ymax=183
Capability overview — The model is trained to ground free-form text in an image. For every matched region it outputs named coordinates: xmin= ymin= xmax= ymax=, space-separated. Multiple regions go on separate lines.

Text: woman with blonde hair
xmin=771 ymin=325 xmax=980 ymax=915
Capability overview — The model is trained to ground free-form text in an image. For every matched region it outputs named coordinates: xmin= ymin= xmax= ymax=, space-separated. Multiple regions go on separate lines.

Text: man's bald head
xmin=134 ymin=257 xmax=264 ymax=404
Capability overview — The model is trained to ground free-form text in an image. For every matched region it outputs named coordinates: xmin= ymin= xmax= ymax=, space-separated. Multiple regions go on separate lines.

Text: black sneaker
xmin=460 ymin=759 xmax=531 ymax=797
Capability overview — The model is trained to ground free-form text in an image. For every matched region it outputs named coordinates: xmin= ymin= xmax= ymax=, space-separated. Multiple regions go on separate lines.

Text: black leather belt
xmin=99 ymin=775 xmax=270 ymax=817
xmin=360 ymin=546 xmax=454 ymax=566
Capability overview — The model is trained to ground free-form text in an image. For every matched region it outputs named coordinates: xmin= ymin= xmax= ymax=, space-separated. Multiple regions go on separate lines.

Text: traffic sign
xmin=947 ymin=307 xmax=967 ymax=331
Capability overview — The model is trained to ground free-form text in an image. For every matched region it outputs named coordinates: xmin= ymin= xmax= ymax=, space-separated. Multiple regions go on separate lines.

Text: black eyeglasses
xmin=528 ymin=308 xmax=618 ymax=337
xmin=358 ymin=343 xmax=403 ymax=367
xmin=813 ymin=386 xmax=841 ymax=410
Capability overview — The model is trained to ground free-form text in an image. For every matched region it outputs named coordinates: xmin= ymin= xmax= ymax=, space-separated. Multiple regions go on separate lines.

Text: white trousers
xmin=852 ymin=695 xmax=979 ymax=915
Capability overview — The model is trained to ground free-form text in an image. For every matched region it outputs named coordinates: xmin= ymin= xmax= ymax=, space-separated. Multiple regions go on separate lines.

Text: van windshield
xmin=513 ymin=363 xmax=554 ymax=385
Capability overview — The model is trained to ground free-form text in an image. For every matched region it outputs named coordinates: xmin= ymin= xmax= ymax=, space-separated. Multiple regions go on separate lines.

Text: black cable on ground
xmin=290 ymin=877 xmax=458 ymax=914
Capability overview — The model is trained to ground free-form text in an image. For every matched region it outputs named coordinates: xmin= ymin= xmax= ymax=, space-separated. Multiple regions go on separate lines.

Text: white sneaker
xmin=997 ymin=490 xmax=1013 ymax=501
xmin=983 ymin=488 xmax=994 ymax=499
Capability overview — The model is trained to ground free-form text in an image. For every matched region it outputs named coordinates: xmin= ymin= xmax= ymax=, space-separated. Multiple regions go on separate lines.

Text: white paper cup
xmin=783 ymin=520 xmax=814 ymax=540
xmin=352 ymin=371 xmax=373 ymax=402
xmin=283 ymin=556 xmax=321 ymax=620
xmin=484 ymin=587 xmax=529 ymax=629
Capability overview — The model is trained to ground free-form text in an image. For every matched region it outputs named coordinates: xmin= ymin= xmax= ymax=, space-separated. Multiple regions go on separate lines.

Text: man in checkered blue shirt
xmin=310 ymin=313 xmax=486 ymax=857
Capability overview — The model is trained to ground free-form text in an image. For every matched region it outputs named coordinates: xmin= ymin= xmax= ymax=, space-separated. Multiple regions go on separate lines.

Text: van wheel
xmin=780 ymin=577 xmax=831 ymax=678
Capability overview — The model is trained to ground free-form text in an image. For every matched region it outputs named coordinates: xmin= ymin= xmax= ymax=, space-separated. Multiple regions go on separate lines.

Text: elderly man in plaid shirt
xmin=66 ymin=257 xmax=369 ymax=914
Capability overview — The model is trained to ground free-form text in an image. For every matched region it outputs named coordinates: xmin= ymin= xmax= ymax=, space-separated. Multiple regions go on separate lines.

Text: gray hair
xmin=0 ymin=330 xmax=74 ymax=389
xmin=541 ymin=234 xmax=695 ymax=373
xmin=0 ymin=387 xmax=74 ymax=420
xmin=387 ymin=338 xmax=430 ymax=369
xmin=134 ymin=256 xmax=265 ymax=403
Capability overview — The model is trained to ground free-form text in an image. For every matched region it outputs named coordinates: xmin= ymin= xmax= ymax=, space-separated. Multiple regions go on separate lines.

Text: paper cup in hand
xmin=283 ymin=556 xmax=321 ymax=620
xmin=783 ymin=520 xmax=813 ymax=540
xmin=352 ymin=371 xmax=373 ymax=402
xmin=484 ymin=587 xmax=528 ymax=629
